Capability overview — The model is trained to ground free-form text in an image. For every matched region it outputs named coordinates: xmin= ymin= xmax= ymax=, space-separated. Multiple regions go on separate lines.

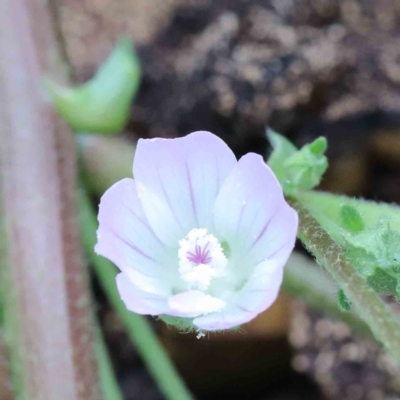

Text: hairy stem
xmin=283 ymin=252 xmax=371 ymax=337
xmin=0 ymin=0 xmax=101 ymax=398
xmin=78 ymin=186 xmax=194 ymax=400
xmin=291 ymin=199 xmax=400 ymax=364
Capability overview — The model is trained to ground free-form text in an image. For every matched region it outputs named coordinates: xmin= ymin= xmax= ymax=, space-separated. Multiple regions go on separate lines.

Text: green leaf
xmin=296 ymin=190 xmax=400 ymax=245
xmin=338 ymin=289 xmax=352 ymax=311
xmin=267 ymin=130 xmax=328 ymax=193
xmin=340 ymin=204 xmax=365 ymax=233
xmin=342 ymin=218 xmax=400 ymax=296
xmin=45 ymin=38 xmax=141 ymax=134
xmin=296 ymin=190 xmax=400 ymax=297
xmin=367 ymin=269 xmax=397 ymax=295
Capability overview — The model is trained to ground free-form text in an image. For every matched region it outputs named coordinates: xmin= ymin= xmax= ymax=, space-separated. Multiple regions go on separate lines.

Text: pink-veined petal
xmin=116 ymin=273 xmax=169 ymax=315
xmin=193 ymin=260 xmax=283 ymax=330
xmin=96 ymin=178 xmax=173 ymax=295
xmin=133 ymin=131 xmax=237 ymax=246
xmin=214 ymin=153 xmax=297 ymax=268
xmin=247 ymin=205 xmax=298 ymax=267
xmin=167 ymin=290 xmax=226 ymax=318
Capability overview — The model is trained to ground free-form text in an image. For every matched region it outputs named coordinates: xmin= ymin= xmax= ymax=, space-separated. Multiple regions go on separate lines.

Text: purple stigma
xmin=187 ymin=242 xmax=212 ymax=265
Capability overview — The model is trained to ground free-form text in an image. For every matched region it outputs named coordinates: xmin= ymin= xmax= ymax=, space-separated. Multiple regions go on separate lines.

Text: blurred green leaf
xmin=45 ymin=38 xmax=141 ymax=134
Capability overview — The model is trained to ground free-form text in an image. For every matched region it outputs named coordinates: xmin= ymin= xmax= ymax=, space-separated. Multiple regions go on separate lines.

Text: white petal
xmin=133 ymin=131 xmax=237 ymax=246
xmin=194 ymin=260 xmax=284 ymax=330
xmin=167 ymin=290 xmax=226 ymax=318
xmin=116 ymin=273 xmax=169 ymax=315
xmin=235 ymin=259 xmax=284 ymax=315
xmin=247 ymin=206 xmax=298 ymax=267
xmin=96 ymin=178 xmax=172 ymax=295
xmin=214 ymin=153 xmax=297 ymax=267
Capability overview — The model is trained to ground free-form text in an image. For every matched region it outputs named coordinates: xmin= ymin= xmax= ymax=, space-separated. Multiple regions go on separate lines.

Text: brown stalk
xmin=0 ymin=0 xmax=101 ymax=398
xmin=0 ymin=333 xmax=12 ymax=400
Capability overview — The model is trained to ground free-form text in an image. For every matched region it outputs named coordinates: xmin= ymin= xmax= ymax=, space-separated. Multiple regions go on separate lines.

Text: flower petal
xmin=133 ymin=131 xmax=237 ymax=246
xmin=167 ymin=290 xmax=226 ymax=318
xmin=214 ymin=153 xmax=297 ymax=268
xmin=193 ymin=260 xmax=283 ymax=330
xmin=116 ymin=273 xmax=169 ymax=315
xmin=247 ymin=205 xmax=298 ymax=267
xmin=96 ymin=178 xmax=173 ymax=295
xmin=234 ymin=259 xmax=284 ymax=315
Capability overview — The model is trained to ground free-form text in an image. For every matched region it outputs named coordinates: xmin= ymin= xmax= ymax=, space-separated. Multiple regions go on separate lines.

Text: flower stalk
xmin=283 ymin=252 xmax=371 ymax=337
xmin=94 ymin=325 xmax=124 ymax=400
xmin=0 ymin=0 xmax=101 ymax=397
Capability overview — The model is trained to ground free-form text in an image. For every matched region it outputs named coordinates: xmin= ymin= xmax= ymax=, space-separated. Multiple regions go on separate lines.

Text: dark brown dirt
xmin=130 ymin=0 xmax=400 ymax=158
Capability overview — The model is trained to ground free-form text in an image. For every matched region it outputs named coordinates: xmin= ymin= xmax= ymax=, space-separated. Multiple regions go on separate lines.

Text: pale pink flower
xmin=96 ymin=131 xmax=298 ymax=331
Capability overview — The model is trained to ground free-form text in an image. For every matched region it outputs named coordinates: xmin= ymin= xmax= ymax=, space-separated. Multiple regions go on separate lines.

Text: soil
xmin=131 ymin=1 xmax=400 ymax=163
xmin=86 ymin=0 xmax=400 ymax=399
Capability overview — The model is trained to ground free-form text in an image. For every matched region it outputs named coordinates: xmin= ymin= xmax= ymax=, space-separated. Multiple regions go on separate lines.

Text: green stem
xmin=78 ymin=186 xmax=194 ymax=400
xmin=290 ymin=199 xmax=400 ymax=364
xmin=283 ymin=252 xmax=371 ymax=337
xmin=95 ymin=325 xmax=124 ymax=400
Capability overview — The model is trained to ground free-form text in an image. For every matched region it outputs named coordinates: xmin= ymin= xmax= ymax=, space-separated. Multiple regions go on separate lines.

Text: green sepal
xmin=267 ymin=130 xmax=328 ymax=194
xmin=266 ymin=129 xmax=297 ymax=183
xmin=158 ymin=315 xmax=196 ymax=332
xmin=45 ymin=37 xmax=141 ymax=134
xmin=157 ymin=315 xmax=240 ymax=334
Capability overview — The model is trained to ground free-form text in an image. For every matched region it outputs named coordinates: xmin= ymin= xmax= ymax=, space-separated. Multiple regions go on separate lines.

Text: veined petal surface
xmin=96 ymin=178 xmax=172 ymax=295
xmin=133 ymin=131 xmax=237 ymax=246
xmin=214 ymin=153 xmax=297 ymax=271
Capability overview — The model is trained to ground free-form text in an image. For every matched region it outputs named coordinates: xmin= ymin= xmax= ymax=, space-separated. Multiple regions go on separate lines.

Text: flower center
xmin=178 ymin=228 xmax=227 ymax=291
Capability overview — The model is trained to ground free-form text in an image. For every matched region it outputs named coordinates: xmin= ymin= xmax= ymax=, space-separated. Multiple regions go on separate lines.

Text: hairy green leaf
xmin=343 ymin=218 xmax=400 ymax=296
